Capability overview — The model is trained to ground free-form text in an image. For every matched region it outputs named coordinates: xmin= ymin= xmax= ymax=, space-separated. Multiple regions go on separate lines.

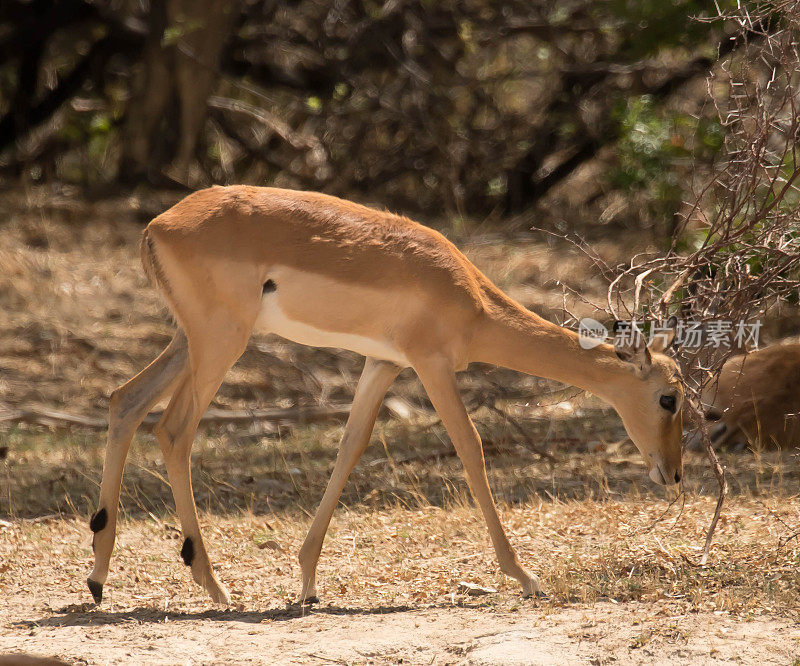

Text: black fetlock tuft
xmin=181 ymin=537 xmax=195 ymax=566
xmin=87 ymin=578 xmax=103 ymax=604
xmin=90 ymin=507 xmax=107 ymax=533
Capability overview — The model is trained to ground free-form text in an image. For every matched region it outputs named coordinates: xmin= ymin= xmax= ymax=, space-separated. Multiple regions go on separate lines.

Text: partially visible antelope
xmin=87 ymin=185 xmax=684 ymax=605
xmin=694 ymin=340 xmax=800 ymax=450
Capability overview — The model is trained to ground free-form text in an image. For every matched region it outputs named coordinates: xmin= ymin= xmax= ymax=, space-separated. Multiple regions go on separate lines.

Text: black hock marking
xmin=181 ymin=537 xmax=195 ymax=566
xmin=87 ymin=577 xmax=103 ymax=604
xmin=262 ymin=279 xmax=277 ymax=294
xmin=90 ymin=507 xmax=107 ymax=533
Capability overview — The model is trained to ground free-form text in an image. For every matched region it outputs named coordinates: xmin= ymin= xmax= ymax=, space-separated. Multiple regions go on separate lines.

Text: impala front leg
xmin=414 ymin=356 xmax=543 ymax=598
xmin=298 ymin=358 xmax=400 ymax=602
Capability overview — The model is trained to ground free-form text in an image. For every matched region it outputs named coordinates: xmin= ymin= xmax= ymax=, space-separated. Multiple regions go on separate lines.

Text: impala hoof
xmin=518 ymin=572 xmax=547 ymax=600
xmin=208 ymin=586 xmax=231 ymax=605
xmin=291 ymin=595 xmax=319 ymax=607
xmin=192 ymin=566 xmax=230 ymax=605
xmin=87 ymin=578 xmax=103 ymax=604
xmin=521 ymin=588 xmax=549 ymax=600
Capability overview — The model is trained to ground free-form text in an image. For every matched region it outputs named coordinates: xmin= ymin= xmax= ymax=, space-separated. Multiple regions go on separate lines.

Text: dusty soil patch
xmin=3 ymin=601 xmax=799 ymax=665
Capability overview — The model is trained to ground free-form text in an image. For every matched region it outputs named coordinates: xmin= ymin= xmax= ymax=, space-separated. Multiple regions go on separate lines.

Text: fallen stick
xmin=0 ymin=403 xmax=358 ymax=431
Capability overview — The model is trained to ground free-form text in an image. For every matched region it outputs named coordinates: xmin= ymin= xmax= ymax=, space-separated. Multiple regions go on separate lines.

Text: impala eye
xmin=659 ymin=395 xmax=677 ymax=413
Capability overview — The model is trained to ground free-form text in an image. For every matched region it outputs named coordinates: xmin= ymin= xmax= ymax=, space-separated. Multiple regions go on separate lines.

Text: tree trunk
xmin=119 ymin=0 xmax=235 ymax=185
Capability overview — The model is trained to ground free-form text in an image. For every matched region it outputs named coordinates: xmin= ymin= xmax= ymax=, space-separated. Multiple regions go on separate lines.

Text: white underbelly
xmin=254 ymin=293 xmax=410 ymax=367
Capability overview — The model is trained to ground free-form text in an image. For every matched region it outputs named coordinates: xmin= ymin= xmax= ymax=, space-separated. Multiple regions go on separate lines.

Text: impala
xmin=87 ymin=185 xmax=684 ymax=605
xmin=693 ymin=340 xmax=800 ymax=450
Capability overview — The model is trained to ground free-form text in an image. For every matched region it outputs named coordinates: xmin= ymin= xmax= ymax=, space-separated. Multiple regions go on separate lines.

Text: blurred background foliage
xmin=0 ymin=0 xmax=746 ymax=234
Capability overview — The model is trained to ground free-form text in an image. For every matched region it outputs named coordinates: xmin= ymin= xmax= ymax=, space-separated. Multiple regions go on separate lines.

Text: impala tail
xmin=141 ymin=228 xmax=170 ymax=300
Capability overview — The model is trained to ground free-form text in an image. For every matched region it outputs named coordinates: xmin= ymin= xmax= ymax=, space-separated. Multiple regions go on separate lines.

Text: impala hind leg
xmin=414 ymin=356 xmax=543 ymax=598
xmin=298 ymin=358 xmax=400 ymax=603
xmin=88 ymin=331 xmax=188 ymax=603
xmin=153 ymin=324 xmax=251 ymax=604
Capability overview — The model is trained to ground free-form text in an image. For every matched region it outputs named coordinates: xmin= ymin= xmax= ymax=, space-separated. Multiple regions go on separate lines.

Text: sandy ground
xmin=3 ymin=598 xmax=799 ymax=665
xmin=2 ymin=504 xmax=800 ymax=666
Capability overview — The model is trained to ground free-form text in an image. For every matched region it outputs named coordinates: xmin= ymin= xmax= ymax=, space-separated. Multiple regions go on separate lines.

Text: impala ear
xmin=613 ymin=321 xmax=652 ymax=377
xmin=648 ymin=315 xmax=678 ymax=354
xmin=615 ymin=341 xmax=652 ymax=376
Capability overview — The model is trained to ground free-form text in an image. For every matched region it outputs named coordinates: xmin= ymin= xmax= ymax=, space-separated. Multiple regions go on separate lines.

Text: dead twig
xmin=0 ymin=403 xmax=358 ymax=431
xmin=686 ymin=399 xmax=727 ymax=565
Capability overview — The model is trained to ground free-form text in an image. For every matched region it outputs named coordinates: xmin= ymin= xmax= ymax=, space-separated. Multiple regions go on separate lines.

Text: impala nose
xmin=674 ymin=471 xmax=681 ymax=484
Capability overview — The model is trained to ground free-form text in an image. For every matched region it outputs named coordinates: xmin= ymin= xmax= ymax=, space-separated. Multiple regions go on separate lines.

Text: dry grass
xmin=3 ymin=423 xmax=800 ymax=619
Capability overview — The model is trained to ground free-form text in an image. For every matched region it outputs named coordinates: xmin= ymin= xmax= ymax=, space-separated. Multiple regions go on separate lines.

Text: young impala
xmin=87 ymin=185 xmax=684 ymax=605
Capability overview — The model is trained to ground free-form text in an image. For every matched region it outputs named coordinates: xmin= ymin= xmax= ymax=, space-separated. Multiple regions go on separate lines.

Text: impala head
xmin=611 ymin=324 xmax=684 ymax=486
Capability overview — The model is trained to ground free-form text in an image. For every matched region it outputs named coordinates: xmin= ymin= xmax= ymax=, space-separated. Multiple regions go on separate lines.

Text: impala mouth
xmin=649 ymin=466 xmax=667 ymax=485
xmin=649 ymin=460 xmax=680 ymax=486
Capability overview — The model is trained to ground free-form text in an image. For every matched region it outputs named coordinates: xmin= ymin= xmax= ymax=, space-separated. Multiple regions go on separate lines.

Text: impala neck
xmin=470 ymin=288 xmax=632 ymax=403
